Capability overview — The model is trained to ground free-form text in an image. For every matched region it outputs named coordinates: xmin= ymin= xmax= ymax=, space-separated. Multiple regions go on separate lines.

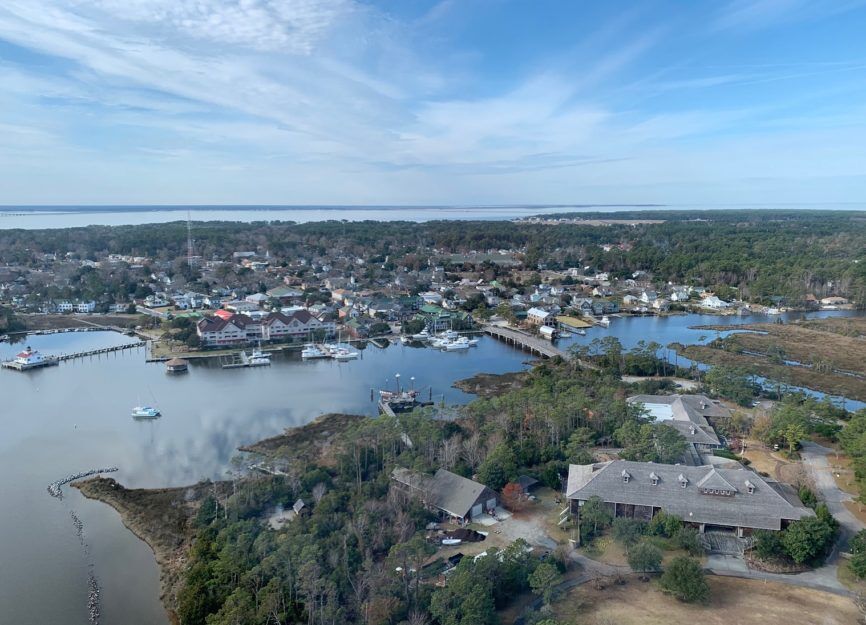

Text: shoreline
xmin=72 ymin=477 xmax=231 ymax=625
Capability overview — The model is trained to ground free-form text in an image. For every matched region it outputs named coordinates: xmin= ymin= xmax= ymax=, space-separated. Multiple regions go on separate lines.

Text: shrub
xmin=672 ymin=527 xmax=703 ymax=556
xmin=627 ymin=540 xmax=662 ymax=577
xmin=752 ymin=529 xmax=785 ymax=561
xmin=797 ymin=486 xmax=817 ymax=509
xmin=782 ymin=514 xmax=837 ymax=565
xmin=648 ymin=511 xmax=682 ymax=538
xmin=611 ymin=518 xmax=647 ymax=547
xmin=658 ymin=556 xmax=709 ymax=603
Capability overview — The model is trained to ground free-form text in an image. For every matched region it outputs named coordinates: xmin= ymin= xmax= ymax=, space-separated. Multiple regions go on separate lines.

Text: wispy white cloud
xmin=0 ymin=1 xmax=863 ymax=204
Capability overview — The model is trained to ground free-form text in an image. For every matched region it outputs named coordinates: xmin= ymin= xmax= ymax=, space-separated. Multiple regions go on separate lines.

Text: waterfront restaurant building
xmin=565 ymin=460 xmax=813 ymax=537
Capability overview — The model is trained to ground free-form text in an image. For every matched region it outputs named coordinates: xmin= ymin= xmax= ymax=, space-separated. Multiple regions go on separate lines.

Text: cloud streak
xmin=0 ymin=1 xmax=864 ymax=204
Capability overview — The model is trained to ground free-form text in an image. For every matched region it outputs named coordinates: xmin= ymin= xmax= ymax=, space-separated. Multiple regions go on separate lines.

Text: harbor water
xmin=0 ymin=308 xmax=863 ymax=623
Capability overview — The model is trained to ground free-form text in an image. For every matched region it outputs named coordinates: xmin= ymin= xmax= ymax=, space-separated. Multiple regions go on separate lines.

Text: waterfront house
xmin=391 ymin=467 xmax=498 ymax=522
xmin=526 ymin=307 xmax=553 ymax=326
xmin=700 ymin=295 xmax=730 ymax=309
xmin=565 ymin=460 xmax=813 ymax=537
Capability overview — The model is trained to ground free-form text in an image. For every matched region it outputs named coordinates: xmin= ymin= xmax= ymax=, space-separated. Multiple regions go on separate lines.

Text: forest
xmin=1 ymin=209 xmax=864 ymax=305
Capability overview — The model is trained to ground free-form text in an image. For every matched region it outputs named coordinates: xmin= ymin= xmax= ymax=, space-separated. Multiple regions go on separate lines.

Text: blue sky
xmin=0 ymin=0 xmax=865 ymax=205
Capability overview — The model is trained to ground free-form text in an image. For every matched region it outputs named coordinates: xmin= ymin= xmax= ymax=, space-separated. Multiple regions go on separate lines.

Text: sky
xmin=0 ymin=0 xmax=865 ymax=206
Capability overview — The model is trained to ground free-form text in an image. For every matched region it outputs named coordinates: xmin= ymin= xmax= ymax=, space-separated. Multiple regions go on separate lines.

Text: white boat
xmin=438 ymin=330 xmax=459 ymax=340
xmin=411 ymin=329 xmax=430 ymax=341
xmin=245 ymin=349 xmax=271 ymax=366
xmin=441 ymin=538 xmax=462 ymax=546
xmin=576 ymin=329 xmax=587 ymax=336
xmin=766 ymin=307 xmax=782 ymax=315
xmin=598 ymin=316 xmax=611 ymax=327
xmin=559 ymin=331 xmax=572 ymax=338
xmin=301 ymin=344 xmax=328 ymax=359
xmin=443 ymin=337 xmax=470 ymax=351
xmin=131 ymin=406 xmax=160 ymax=418
xmin=333 ymin=347 xmax=359 ymax=361
xmin=400 ymin=336 xmax=412 ymax=345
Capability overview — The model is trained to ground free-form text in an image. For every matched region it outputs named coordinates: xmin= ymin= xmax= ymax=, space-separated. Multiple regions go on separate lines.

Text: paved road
xmin=801 ymin=440 xmax=865 ymax=555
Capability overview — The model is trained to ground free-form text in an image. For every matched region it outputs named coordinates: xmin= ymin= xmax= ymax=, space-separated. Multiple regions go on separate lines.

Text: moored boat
xmin=301 ymin=344 xmax=328 ymax=359
xmin=131 ymin=406 xmax=160 ymax=418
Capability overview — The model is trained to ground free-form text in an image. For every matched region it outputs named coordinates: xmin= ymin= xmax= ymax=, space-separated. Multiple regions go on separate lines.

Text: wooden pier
xmin=482 ymin=325 xmax=567 ymax=359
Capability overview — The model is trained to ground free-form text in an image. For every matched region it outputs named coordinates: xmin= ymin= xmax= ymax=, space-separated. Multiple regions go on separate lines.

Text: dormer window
xmin=678 ymin=474 xmax=688 ymax=488
xmin=622 ymin=470 xmax=631 ymax=483
xmin=745 ymin=480 xmax=755 ymax=494
xmin=650 ymin=472 xmax=659 ymax=486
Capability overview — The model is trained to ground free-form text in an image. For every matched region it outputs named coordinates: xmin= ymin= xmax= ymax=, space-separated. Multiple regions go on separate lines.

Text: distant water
xmin=0 ymin=204 xmax=657 ymax=229
xmin=2 ymin=203 xmax=864 ymax=229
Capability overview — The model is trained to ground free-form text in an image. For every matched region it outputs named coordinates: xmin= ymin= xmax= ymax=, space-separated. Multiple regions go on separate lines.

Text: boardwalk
xmin=482 ymin=325 xmax=568 ymax=359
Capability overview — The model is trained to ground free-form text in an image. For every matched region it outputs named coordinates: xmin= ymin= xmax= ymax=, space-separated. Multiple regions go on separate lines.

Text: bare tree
xmin=312 ymin=482 xmax=327 ymax=503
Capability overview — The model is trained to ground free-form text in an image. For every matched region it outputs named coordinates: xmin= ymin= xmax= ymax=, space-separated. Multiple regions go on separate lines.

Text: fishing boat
xmin=437 ymin=329 xmax=459 ymax=340
xmin=245 ymin=349 xmax=272 ymax=366
xmin=333 ymin=347 xmax=359 ymax=361
xmin=301 ymin=344 xmax=328 ymax=359
xmin=411 ymin=328 xmax=431 ymax=341
xmin=597 ymin=316 xmax=611 ymax=327
xmin=575 ymin=329 xmax=587 ymax=336
xmin=131 ymin=406 xmax=160 ymax=418
xmin=443 ymin=337 xmax=471 ymax=351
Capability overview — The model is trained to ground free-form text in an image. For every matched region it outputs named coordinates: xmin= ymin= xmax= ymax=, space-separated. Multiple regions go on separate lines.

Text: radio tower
xmin=186 ymin=209 xmax=194 ymax=270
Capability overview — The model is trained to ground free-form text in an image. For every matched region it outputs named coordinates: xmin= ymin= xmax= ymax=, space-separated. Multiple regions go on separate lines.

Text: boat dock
xmin=482 ymin=325 xmax=568 ymax=359
xmin=2 ymin=341 xmax=143 ymax=370
xmin=555 ymin=315 xmax=592 ymax=330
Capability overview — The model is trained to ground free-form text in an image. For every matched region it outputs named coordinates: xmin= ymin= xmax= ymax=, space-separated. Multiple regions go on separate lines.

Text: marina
xmin=1 ymin=309 xmax=864 ymax=625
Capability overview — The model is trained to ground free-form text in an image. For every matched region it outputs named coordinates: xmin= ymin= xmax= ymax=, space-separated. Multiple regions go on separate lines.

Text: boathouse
xmin=391 ymin=467 xmax=498 ymax=522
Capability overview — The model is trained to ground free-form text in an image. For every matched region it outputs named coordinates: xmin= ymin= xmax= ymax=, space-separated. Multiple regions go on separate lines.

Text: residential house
xmin=701 ymin=295 xmax=730 ymax=309
xmin=526 ymin=307 xmax=553 ymax=326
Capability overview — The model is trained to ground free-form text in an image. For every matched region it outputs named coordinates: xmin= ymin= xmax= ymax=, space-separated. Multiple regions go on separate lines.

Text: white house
xmin=526 ymin=307 xmax=552 ymax=326
xmin=75 ymin=301 xmax=97 ymax=313
xmin=701 ymin=295 xmax=730 ymax=309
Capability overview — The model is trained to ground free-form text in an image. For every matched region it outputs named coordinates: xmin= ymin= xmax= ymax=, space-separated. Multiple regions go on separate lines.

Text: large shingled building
xmin=565 ymin=460 xmax=813 ymax=537
xmin=627 ymin=394 xmax=727 ymax=451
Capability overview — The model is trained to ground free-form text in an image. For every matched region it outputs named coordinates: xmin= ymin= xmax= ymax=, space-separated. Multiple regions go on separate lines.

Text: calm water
xmin=0 ymin=205 xmax=615 ymax=229
xmin=1 ymin=309 xmax=863 ymax=624
xmin=557 ymin=308 xmax=866 ymax=410
xmin=0 ymin=333 xmax=531 ymax=625
xmin=3 ymin=203 xmax=864 ymax=229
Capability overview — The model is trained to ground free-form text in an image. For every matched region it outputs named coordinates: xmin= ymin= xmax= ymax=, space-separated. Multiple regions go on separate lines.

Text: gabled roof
xmin=566 ymin=460 xmax=813 ymax=531
xmin=392 ymin=467 xmax=494 ymax=518
xmin=696 ymin=468 xmax=738 ymax=492
xmin=627 ymin=394 xmax=725 ymax=446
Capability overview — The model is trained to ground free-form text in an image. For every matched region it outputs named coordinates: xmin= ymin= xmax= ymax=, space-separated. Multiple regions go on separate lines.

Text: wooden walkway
xmin=482 ymin=325 xmax=568 ymax=359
